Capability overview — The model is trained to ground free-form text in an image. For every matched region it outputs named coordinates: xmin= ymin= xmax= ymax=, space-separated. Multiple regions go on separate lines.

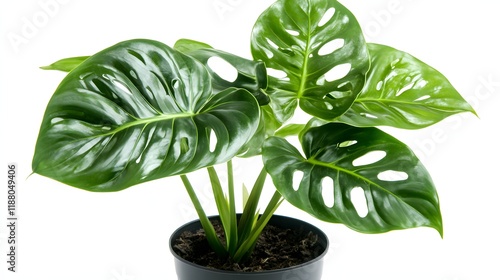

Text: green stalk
xmin=226 ymin=161 xmax=239 ymax=256
xmin=183 ymin=166 xmax=283 ymax=263
xmin=180 ymin=175 xmax=227 ymax=257
xmin=207 ymin=166 xmax=235 ymax=255
xmin=233 ymin=190 xmax=284 ymax=262
xmin=238 ymin=167 xmax=268 ymax=239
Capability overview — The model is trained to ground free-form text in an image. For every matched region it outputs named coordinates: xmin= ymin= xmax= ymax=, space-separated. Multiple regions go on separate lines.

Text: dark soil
xmin=172 ymin=219 xmax=324 ymax=272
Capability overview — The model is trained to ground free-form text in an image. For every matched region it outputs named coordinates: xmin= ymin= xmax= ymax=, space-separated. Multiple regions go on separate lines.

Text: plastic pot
xmin=169 ymin=215 xmax=329 ymax=280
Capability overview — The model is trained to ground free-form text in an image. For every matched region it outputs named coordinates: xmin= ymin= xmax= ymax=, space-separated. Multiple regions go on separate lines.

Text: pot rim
xmin=169 ymin=214 xmax=329 ymax=275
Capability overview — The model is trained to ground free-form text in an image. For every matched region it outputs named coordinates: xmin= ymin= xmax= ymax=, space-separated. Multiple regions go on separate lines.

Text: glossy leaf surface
xmin=338 ymin=44 xmax=476 ymax=129
xmin=182 ymin=47 xmax=270 ymax=106
xmin=41 ymin=56 xmax=89 ymax=72
xmin=238 ymin=105 xmax=281 ymax=157
xmin=263 ymin=123 xmax=443 ymax=235
xmin=174 ymin=39 xmax=274 ymax=157
xmin=173 ymin=38 xmax=213 ymax=53
xmin=251 ymin=0 xmax=369 ymax=122
xmin=32 ymin=39 xmax=260 ymax=192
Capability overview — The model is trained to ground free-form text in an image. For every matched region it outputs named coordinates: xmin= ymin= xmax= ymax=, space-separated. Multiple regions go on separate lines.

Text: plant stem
xmin=182 ymin=165 xmax=284 ymax=263
xmin=180 ymin=174 xmax=227 ymax=257
xmin=233 ymin=190 xmax=284 ymax=262
xmin=227 ymin=160 xmax=239 ymax=255
xmin=238 ymin=167 xmax=268 ymax=236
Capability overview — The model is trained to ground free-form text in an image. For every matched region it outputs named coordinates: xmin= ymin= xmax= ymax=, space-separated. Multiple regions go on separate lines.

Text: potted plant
xmin=32 ymin=0 xmax=475 ymax=279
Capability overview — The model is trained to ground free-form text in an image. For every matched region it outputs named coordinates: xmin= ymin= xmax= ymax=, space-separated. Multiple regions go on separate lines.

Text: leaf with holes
xmin=263 ymin=123 xmax=443 ymax=235
xmin=337 ymin=44 xmax=477 ymax=129
xmin=173 ymin=39 xmax=276 ymax=157
xmin=32 ymin=39 xmax=260 ymax=192
xmin=41 ymin=39 xmax=270 ymax=106
xmin=175 ymin=39 xmax=270 ymax=106
xmin=251 ymin=0 xmax=370 ymax=122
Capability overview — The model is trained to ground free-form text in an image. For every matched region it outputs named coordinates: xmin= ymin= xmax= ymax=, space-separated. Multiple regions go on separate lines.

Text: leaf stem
xmin=227 ymin=160 xmax=239 ymax=255
xmin=180 ymin=174 xmax=227 ymax=257
xmin=238 ymin=167 xmax=267 ymax=237
xmin=233 ymin=190 xmax=283 ymax=262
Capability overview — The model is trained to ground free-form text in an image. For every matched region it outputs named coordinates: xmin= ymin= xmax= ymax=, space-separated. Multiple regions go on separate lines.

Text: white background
xmin=1 ymin=0 xmax=499 ymax=280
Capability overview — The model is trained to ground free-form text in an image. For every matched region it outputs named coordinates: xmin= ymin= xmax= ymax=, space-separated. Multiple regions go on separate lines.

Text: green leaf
xmin=238 ymin=168 xmax=267 ymax=239
xmin=207 ymin=166 xmax=233 ymax=251
xmin=274 ymin=123 xmax=306 ymax=138
xmin=251 ymin=0 xmax=370 ymax=122
xmin=181 ymin=175 xmax=227 ymax=257
xmin=337 ymin=44 xmax=477 ymax=129
xmin=173 ymin=38 xmax=213 ymax=53
xmin=263 ymin=123 xmax=443 ymax=235
xmin=40 ymin=56 xmax=89 ymax=72
xmin=238 ymin=105 xmax=281 ymax=157
xmin=177 ymin=43 xmax=269 ymax=106
xmin=32 ymin=39 xmax=260 ymax=192
xmin=226 ymin=161 xmax=238 ymax=255
xmin=234 ymin=190 xmax=283 ymax=262
xmin=242 ymin=183 xmax=250 ymax=209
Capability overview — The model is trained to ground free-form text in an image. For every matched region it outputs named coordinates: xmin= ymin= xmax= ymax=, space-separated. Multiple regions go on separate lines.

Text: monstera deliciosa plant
xmin=33 ymin=0 xmax=475 ymax=266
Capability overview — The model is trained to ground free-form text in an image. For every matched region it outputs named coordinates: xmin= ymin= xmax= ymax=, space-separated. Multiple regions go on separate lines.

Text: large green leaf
xmin=337 ymin=44 xmax=476 ymax=129
xmin=32 ymin=39 xmax=260 ymax=192
xmin=262 ymin=123 xmax=443 ymax=235
xmin=173 ymin=39 xmax=275 ymax=157
xmin=179 ymin=47 xmax=270 ymax=106
xmin=41 ymin=39 xmax=270 ymax=105
xmin=238 ymin=105 xmax=281 ymax=157
xmin=251 ymin=0 xmax=370 ymax=122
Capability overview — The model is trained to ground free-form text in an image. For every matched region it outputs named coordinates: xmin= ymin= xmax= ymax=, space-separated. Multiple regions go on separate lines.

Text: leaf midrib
xmin=101 ymin=112 xmax=194 ymax=137
xmin=354 ymin=97 xmax=466 ymax=112
xmin=296 ymin=2 xmax=313 ymax=99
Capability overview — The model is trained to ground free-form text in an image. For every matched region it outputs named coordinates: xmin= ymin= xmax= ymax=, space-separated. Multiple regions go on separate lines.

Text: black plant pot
xmin=169 ymin=215 xmax=329 ymax=280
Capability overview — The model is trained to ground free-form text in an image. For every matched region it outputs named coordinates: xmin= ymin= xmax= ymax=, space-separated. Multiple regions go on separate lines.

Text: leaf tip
xmin=431 ymin=216 xmax=444 ymax=239
xmin=470 ymin=108 xmax=480 ymax=119
xmin=436 ymin=225 xmax=444 ymax=239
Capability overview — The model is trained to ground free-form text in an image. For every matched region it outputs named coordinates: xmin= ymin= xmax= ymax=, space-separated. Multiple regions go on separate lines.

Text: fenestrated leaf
xmin=32 ymin=39 xmax=260 ymax=192
xmin=174 ymin=38 xmax=269 ymax=106
xmin=251 ymin=0 xmax=370 ymax=122
xmin=263 ymin=123 xmax=443 ymax=235
xmin=41 ymin=38 xmax=270 ymax=105
xmin=337 ymin=43 xmax=477 ymax=129
xmin=238 ymin=105 xmax=281 ymax=157
xmin=175 ymin=39 xmax=277 ymax=157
